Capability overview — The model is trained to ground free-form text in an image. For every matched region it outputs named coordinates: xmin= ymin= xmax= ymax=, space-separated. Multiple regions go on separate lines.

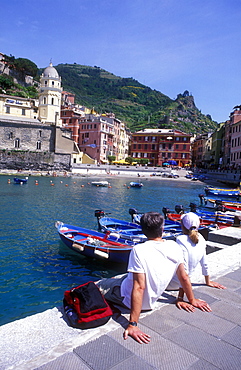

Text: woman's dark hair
xmin=140 ymin=212 xmax=164 ymax=239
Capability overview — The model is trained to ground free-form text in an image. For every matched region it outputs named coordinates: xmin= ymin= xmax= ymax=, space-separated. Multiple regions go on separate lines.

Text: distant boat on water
xmin=130 ymin=182 xmax=143 ymax=188
xmin=14 ymin=177 xmax=28 ymax=184
xmin=91 ymin=181 xmax=109 ymax=187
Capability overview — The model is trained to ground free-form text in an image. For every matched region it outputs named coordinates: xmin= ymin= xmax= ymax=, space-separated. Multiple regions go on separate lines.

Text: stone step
xmin=208 ymin=226 xmax=241 ymax=246
xmin=206 ymin=240 xmax=229 ymax=252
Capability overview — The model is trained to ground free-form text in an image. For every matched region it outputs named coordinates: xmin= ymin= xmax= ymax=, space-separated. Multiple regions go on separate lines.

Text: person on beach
xmin=97 ymin=212 xmax=211 ymax=344
xmin=167 ymin=212 xmax=226 ymax=309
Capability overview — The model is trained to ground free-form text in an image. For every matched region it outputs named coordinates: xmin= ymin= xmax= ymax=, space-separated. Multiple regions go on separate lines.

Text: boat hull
xmin=56 ymin=221 xmax=132 ymax=264
xmin=204 ymin=186 xmax=240 ymax=198
xmin=97 ymin=215 xmax=182 ymax=242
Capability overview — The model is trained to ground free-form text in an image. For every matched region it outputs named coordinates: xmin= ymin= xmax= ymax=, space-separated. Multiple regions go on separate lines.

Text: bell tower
xmin=38 ymin=62 xmax=62 ymax=126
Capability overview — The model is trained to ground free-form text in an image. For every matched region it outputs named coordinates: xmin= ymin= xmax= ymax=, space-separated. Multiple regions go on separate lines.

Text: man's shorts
xmin=96 ymin=273 xmax=128 ymax=306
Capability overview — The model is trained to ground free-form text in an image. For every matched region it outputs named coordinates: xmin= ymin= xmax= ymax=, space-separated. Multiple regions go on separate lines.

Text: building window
xmin=52 ymin=81 xmax=54 ymax=86
xmin=183 ymin=144 xmax=186 ymax=150
xmin=144 ymin=144 xmax=148 ymax=149
xmin=43 ymin=97 xmax=46 ymax=104
xmin=22 ymin=109 xmax=26 ymax=116
xmin=45 ymin=81 xmax=47 ymax=85
xmin=9 ymin=132 xmax=13 ymax=139
xmin=176 ymin=144 xmax=179 ymax=149
xmin=15 ymin=139 xmax=20 ymax=148
xmin=183 ymin=137 xmax=187 ymax=141
xmin=6 ymin=106 xmax=10 ymax=114
xmin=176 ymin=137 xmax=180 ymax=141
xmin=36 ymin=140 xmax=41 ymax=150
xmin=51 ymin=98 xmax=54 ymax=105
xmin=152 ymin=144 xmax=156 ymax=150
xmin=39 ymin=130 xmax=42 ymax=137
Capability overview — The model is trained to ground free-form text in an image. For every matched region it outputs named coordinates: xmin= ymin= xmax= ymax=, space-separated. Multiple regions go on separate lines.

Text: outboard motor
xmin=94 ymin=209 xmax=105 ymax=231
xmin=215 ymin=204 xmax=226 ymax=213
xmin=162 ymin=207 xmax=171 ymax=219
xmin=129 ymin=208 xmax=138 ymax=222
xmin=175 ymin=205 xmax=184 ymax=214
xmin=189 ymin=202 xmax=197 ymax=213
xmin=94 ymin=209 xmax=105 ymax=219
xmin=198 ymin=193 xmax=206 ymax=205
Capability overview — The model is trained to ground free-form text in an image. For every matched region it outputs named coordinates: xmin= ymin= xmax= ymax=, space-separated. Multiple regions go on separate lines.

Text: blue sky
xmin=1 ymin=0 xmax=241 ymax=123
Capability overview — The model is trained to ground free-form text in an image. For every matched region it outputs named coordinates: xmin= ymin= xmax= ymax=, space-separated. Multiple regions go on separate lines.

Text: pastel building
xmin=130 ymin=129 xmax=191 ymax=167
xmin=61 ymin=93 xmax=130 ymax=164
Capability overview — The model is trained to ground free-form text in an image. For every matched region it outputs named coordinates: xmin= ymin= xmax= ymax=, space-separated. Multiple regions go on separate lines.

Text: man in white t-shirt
xmin=97 ymin=212 xmax=211 ymax=344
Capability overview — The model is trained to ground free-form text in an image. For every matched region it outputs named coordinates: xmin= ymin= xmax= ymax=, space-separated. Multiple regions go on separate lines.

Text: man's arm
xmin=205 ymin=275 xmax=226 ymax=289
xmin=176 ymin=263 xmax=212 ymax=312
xmin=123 ymin=272 xmax=151 ymax=343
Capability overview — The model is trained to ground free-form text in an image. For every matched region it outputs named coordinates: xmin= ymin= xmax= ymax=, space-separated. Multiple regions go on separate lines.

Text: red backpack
xmin=63 ymin=281 xmax=113 ymax=329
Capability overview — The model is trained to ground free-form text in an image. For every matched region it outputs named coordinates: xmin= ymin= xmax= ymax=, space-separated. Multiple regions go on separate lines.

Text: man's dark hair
xmin=140 ymin=212 xmax=164 ymax=239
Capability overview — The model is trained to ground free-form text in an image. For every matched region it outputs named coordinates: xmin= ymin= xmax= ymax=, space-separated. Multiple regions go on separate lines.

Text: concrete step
xmin=208 ymin=226 xmax=241 ymax=246
xmin=206 ymin=240 xmax=229 ymax=251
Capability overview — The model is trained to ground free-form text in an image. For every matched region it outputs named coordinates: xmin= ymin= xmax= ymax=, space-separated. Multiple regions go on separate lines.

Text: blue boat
xmin=204 ymin=185 xmax=240 ymax=198
xmin=14 ymin=177 xmax=28 ymax=184
xmin=55 ymin=221 xmax=133 ymax=264
xmin=95 ymin=210 xmax=182 ymax=242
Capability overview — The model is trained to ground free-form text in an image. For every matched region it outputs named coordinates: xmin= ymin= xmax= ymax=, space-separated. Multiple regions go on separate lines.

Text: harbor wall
xmin=0 ymin=150 xmax=71 ymax=171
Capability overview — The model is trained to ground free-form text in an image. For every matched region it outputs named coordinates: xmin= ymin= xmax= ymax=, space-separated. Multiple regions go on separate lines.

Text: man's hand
xmin=190 ymin=298 xmax=212 ymax=312
xmin=176 ymin=299 xmax=196 ymax=312
xmin=207 ymin=281 xmax=226 ymax=289
xmin=124 ymin=325 xmax=151 ymax=344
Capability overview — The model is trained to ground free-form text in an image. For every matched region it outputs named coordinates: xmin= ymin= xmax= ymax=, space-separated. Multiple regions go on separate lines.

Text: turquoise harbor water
xmin=0 ymin=174 xmax=205 ymax=326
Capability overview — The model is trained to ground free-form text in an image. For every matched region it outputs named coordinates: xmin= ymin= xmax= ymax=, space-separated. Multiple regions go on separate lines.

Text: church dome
xmin=43 ymin=62 xmax=59 ymax=78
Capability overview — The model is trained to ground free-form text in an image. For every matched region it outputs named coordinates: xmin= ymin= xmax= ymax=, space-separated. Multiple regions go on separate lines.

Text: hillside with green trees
xmin=0 ymin=54 xmax=218 ymax=134
xmin=55 ymin=63 xmax=217 ymax=134
xmin=0 ymin=54 xmax=39 ymax=98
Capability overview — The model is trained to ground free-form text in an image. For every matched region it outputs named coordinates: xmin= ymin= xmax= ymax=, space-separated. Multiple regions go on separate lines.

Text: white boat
xmin=91 ymin=181 xmax=109 ymax=187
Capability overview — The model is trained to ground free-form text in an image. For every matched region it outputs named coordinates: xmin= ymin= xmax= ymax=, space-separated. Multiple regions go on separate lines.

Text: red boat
xmin=167 ymin=213 xmax=232 ymax=228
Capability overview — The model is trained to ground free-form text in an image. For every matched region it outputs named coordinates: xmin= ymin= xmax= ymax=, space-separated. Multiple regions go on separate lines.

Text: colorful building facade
xmin=130 ymin=129 xmax=191 ymax=167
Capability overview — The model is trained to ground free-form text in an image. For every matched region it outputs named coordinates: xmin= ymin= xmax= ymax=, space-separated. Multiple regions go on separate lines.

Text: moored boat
xmin=95 ymin=209 xmax=182 ymax=242
xmin=91 ymin=181 xmax=109 ymax=187
xmin=55 ymin=221 xmax=133 ymax=264
xmin=14 ymin=177 xmax=28 ymax=184
xmin=204 ymin=185 xmax=241 ymax=198
xmin=167 ymin=212 xmax=233 ymax=228
xmin=130 ymin=182 xmax=143 ymax=188
xmin=206 ymin=198 xmax=241 ymax=211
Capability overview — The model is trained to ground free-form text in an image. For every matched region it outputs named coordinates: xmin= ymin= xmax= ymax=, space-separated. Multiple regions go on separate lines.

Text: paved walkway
xmin=0 ymin=230 xmax=240 ymax=370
